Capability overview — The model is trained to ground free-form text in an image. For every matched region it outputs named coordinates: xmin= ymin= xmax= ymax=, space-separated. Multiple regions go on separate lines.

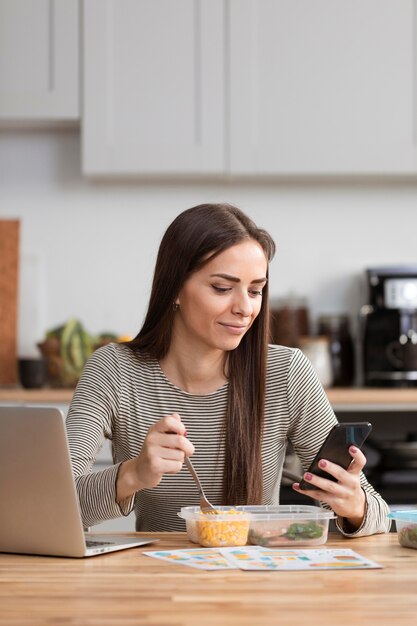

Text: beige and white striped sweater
xmin=66 ymin=343 xmax=390 ymax=536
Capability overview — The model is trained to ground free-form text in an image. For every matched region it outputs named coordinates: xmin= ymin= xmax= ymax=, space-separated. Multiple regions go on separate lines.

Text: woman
xmin=66 ymin=203 xmax=390 ymax=536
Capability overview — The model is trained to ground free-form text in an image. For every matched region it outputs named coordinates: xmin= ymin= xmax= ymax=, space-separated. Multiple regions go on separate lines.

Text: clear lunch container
xmin=178 ymin=506 xmax=251 ymax=547
xmin=178 ymin=504 xmax=334 ymax=548
xmin=388 ymin=510 xmax=417 ymax=550
xmin=243 ymin=504 xmax=334 ymax=547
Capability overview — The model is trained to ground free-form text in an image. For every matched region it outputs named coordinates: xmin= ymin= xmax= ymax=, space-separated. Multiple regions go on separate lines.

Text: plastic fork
xmin=184 ymin=456 xmax=217 ymax=513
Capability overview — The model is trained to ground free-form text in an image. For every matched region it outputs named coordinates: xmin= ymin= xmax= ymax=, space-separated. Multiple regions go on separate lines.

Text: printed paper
xmin=143 ymin=548 xmax=237 ymax=570
xmin=219 ymin=547 xmax=382 ymax=571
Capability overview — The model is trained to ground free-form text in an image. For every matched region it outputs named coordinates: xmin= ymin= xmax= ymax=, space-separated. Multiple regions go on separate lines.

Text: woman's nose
xmin=232 ymin=290 xmax=252 ymax=317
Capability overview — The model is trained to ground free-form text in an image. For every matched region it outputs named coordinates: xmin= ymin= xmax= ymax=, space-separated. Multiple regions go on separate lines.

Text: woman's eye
xmin=212 ymin=285 xmax=231 ymax=293
xmin=249 ymin=289 xmax=263 ymax=297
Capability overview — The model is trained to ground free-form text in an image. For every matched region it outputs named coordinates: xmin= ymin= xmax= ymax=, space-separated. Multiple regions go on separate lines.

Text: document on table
xmin=144 ymin=547 xmax=382 ymax=571
xmin=143 ymin=547 xmax=235 ymax=570
xmin=219 ymin=547 xmax=382 ymax=571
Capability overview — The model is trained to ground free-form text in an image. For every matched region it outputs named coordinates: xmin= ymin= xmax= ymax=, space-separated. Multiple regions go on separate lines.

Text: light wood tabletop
xmin=0 ymin=532 xmax=416 ymax=626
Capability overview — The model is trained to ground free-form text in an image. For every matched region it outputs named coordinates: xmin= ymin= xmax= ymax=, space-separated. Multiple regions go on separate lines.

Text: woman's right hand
xmin=116 ymin=413 xmax=194 ymax=501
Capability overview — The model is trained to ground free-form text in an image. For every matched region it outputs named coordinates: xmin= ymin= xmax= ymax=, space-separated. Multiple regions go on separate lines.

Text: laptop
xmin=0 ymin=405 xmax=157 ymax=557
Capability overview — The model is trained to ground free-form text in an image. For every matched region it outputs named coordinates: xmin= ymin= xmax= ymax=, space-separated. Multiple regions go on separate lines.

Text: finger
xmin=314 ymin=459 xmax=351 ymax=482
xmin=153 ymin=445 xmax=186 ymax=462
xmin=315 ymin=449 xmax=365 ymax=482
xmin=165 ymin=413 xmax=196 ymax=455
xmin=292 ymin=482 xmax=329 ymax=499
xmin=347 ymin=446 xmax=367 ymax=474
xmin=150 ymin=431 xmax=195 ymax=456
xmin=295 ymin=470 xmax=342 ymax=495
xmin=151 ymin=458 xmax=183 ymax=475
xmin=153 ymin=414 xmax=187 ymax=436
xmin=164 ymin=460 xmax=185 ymax=474
xmin=150 ymin=431 xmax=191 ymax=452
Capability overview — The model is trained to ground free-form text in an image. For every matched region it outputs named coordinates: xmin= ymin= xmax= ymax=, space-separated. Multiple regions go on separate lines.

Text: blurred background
xmin=2 ymin=0 xmax=417 ymax=524
xmin=1 ymin=0 xmax=417 ymax=384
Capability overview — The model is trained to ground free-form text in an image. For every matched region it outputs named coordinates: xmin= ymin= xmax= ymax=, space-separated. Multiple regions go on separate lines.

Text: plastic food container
xmin=388 ymin=510 xmax=417 ymax=550
xmin=243 ymin=505 xmax=334 ymax=547
xmin=178 ymin=506 xmax=251 ymax=547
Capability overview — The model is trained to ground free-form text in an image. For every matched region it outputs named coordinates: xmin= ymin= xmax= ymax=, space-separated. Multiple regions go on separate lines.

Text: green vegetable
xmin=60 ymin=318 xmax=95 ymax=378
xmin=399 ymin=525 xmax=417 ymax=549
xmin=46 ymin=324 xmax=66 ymax=340
xmin=42 ymin=318 xmax=95 ymax=385
xmin=283 ymin=521 xmax=324 ymax=540
xmin=40 ymin=319 xmax=121 ymax=387
xmin=248 ymin=520 xmax=325 ymax=546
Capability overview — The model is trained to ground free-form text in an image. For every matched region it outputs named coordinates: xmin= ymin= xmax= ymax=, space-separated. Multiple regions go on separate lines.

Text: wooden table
xmin=0 ymin=532 xmax=416 ymax=626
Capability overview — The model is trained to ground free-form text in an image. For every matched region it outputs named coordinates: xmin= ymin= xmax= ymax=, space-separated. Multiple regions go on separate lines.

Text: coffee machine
xmin=361 ymin=265 xmax=417 ymax=387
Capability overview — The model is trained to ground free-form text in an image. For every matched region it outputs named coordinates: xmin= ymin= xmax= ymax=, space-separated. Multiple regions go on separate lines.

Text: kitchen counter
xmin=2 ymin=386 xmax=417 ymax=410
xmin=0 ymin=532 xmax=416 ymax=626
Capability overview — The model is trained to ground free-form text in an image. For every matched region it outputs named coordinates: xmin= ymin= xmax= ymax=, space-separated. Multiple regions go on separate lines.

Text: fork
xmin=184 ymin=456 xmax=217 ymax=513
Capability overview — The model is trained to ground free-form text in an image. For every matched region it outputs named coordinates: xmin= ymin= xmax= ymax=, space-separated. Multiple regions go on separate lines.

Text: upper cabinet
xmin=229 ymin=0 xmax=417 ymax=175
xmin=82 ymin=0 xmax=225 ymax=176
xmin=1 ymin=0 xmax=416 ymax=175
xmin=79 ymin=0 xmax=417 ymax=176
xmin=0 ymin=0 xmax=79 ymax=121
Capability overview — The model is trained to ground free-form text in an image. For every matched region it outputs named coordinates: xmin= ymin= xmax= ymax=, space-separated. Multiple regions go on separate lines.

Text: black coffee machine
xmin=361 ymin=265 xmax=417 ymax=387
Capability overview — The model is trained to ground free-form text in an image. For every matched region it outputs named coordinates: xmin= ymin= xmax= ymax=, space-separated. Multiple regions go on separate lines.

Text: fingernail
xmin=319 ymin=460 xmax=327 ymax=468
xmin=292 ymin=483 xmax=300 ymax=490
xmin=350 ymin=446 xmax=358 ymax=454
xmin=184 ymin=431 xmax=188 ymax=437
xmin=304 ymin=473 xmax=313 ymax=481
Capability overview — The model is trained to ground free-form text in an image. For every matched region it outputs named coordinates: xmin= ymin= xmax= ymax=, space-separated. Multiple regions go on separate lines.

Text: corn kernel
xmin=196 ymin=508 xmax=249 ymax=547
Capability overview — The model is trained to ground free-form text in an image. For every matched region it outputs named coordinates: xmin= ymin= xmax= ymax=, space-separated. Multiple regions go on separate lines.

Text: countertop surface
xmin=2 ymin=386 xmax=417 ymax=410
xmin=0 ymin=532 xmax=416 ymax=626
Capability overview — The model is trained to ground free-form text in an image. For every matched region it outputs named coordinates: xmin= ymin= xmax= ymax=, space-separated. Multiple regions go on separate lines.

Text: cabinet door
xmin=0 ymin=0 xmax=79 ymax=120
xmin=83 ymin=0 xmax=224 ymax=176
xmin=229 ymin=0 xmax=417 ymax=175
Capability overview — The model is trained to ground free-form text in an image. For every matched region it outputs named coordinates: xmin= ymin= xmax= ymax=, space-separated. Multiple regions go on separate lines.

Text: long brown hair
xmin=126 ymin=204 xmax=276 ymax=505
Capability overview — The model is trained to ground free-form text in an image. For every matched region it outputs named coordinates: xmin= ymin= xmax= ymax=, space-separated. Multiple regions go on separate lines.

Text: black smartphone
xmin=298 ymin=422 xmax=372 ymax=490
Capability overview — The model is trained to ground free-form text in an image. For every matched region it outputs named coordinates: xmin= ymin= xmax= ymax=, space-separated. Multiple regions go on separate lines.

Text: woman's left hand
xmin=292 ymin=446 xmax=366 ymax=530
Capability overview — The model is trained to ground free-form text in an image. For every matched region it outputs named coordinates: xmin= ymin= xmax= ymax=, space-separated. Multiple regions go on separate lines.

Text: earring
xmin=173 ymin=302 xmax=179 ymax=311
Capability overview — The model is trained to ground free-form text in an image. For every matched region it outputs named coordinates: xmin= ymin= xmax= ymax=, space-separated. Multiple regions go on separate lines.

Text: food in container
xmin=178 ymin=506 xmax=250 ymax=547
xmin=243 ymin=505 xmax=334 ymax=547
xmin=388 ymin=510 xmax=417 ymax=550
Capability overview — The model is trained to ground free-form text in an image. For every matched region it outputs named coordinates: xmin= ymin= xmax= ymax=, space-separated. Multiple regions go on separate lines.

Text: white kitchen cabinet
xmin=0 ymin=0 xmax=79 ymax=120
xmin=82 ymin=0 xmax=417 ymax=177
xmin=229 ymin=0 xmax=417 ymax=175
xmin=82 ymin=0 xmax=225 ymax=176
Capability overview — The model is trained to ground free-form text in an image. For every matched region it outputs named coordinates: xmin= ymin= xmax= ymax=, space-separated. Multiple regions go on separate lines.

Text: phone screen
xmin=298 ymin=422 xmax=372 ymax=490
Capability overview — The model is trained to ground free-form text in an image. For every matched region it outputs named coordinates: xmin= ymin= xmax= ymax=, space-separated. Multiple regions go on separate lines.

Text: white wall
xmin=1 ymin=128 xmax=417 ymax=357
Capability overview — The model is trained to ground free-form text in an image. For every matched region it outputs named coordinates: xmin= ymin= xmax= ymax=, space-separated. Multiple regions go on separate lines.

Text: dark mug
xmin=18 ymin=357 xmax=48 ymax=389
xmin=386 ymin=333 xmax=417 ymax=371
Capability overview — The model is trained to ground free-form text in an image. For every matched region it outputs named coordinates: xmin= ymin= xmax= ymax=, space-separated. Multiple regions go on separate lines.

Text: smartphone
xmin=298 ymin=422 xmax=372 ymax=490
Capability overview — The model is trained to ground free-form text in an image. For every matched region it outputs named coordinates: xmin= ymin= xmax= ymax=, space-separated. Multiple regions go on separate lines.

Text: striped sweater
xmin=66 ymin=342 xmax=390 ymax=536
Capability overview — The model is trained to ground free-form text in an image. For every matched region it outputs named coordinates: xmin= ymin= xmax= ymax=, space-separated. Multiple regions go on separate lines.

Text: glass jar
xmin=317 ymin=314 xmax=355 ymax=387
xmin=298 ymin=336 xmax=333 ymax=388
xmin=270 ymin=295 xmax=310 ymax=348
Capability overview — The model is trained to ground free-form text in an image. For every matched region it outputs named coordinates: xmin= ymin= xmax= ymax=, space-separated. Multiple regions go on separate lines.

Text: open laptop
xmin=0 ymin=405 xmax=157 ymax=557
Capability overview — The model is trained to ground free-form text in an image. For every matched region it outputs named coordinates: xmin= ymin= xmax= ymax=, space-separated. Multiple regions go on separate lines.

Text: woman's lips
xmin=218 ymin=323 xmax=248 ymax=335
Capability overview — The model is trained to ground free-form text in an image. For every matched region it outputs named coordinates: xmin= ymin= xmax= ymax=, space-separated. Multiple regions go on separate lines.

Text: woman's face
xmin=174 ymin=239 xmax=268 ymax=354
